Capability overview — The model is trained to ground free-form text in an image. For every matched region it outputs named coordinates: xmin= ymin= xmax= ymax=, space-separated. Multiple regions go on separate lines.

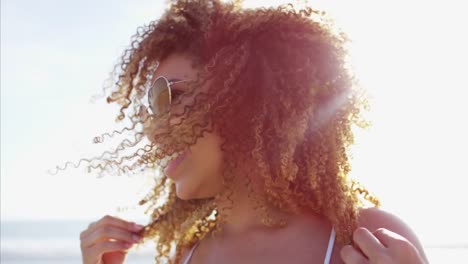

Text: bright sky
xmin=1 ymin=0 xmax=467 ymax=247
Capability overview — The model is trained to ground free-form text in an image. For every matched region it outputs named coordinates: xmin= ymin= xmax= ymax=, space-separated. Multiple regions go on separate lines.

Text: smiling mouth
xmin=164 ymin=149 xmax=189 ymax=176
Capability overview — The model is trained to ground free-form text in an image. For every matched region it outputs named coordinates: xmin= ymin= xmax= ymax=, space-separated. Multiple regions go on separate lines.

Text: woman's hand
xmin=80 ymin=215 xmax=145 ymax=264
xmin=340 ymin=227 xmax=428 ymax=264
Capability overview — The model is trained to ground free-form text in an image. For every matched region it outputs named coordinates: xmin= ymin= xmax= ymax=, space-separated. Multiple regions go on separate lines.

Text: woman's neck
xmin=214 ymin=175 xmax=312 ymax=240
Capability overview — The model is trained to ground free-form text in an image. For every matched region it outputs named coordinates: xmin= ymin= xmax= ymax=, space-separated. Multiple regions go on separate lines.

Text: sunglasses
xmin=147 ymin=76 xmax=192 ymax=115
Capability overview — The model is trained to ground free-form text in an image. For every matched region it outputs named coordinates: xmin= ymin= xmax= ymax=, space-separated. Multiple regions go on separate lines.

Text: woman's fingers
xmin=82 ymin=225 xmax=142 ymax=248
xmin=373 ymin=228 xmax=424 ymax=262
xmin=373 ymin=228 xmax=408 ymax=248
xmin=80 ymin=215 xmax=143 ymax=240
xmin=352 ymin=227 xmax=385 ymax=260
xmin=340 ymin=245 xmax=369 ymax=264
xmin=88 ymin=240 xmax=134 ymax=256
xmin=342 ymin=227 xmax=427 ymax=264
xmin=80 ymin=215 xmax=146 ymax=264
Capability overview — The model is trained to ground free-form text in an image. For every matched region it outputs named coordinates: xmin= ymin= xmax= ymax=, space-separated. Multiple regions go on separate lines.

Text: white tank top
xmin=183 ymin=226 xmax=336 ymax=264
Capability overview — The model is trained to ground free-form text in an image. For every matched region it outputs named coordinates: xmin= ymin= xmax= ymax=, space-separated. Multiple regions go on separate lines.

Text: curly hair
xmin=51 ymin=0 xmax=381 ymax=262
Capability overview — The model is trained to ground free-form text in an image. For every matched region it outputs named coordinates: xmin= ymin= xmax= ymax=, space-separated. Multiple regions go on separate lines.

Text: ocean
xmin=1 ymin=220 xmax=466 ymax=263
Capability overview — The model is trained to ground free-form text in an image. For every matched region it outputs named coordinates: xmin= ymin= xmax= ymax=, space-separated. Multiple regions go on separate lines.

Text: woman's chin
xmin=174 ymin=181 xmax=194 ymax=200
xmin=174 ymin=182 xmax=218 ymax=200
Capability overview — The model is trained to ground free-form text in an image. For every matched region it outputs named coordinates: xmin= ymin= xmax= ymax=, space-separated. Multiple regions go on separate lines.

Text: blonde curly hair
xmin=52 ymin=0 xmax=380 ymax=263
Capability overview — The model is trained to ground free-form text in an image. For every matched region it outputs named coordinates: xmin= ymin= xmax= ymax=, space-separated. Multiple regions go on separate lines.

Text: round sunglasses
xmin=147 ymin=76 xmax=192 ymax=115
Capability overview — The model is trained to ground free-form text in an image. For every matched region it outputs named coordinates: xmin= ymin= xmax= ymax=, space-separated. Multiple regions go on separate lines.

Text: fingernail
xmin=133 ymin=223 xmax=145 ymax=230
xmin=124 ymin=242 xmax=133 ymax=248
xmin=132 ymin=234 xmax=142 ymax=241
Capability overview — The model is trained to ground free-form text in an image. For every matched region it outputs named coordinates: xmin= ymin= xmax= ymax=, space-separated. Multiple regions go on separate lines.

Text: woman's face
xmin=150 ymin=53 xmax=224 ymax=200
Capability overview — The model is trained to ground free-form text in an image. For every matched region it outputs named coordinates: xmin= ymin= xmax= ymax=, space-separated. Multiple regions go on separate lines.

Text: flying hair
xmin=50 ymin=0 xmax=381 ymax=263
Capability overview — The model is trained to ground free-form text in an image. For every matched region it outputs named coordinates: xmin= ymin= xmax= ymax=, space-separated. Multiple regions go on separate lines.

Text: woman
xmin=77 ymin=0 xmax=429 ymax=263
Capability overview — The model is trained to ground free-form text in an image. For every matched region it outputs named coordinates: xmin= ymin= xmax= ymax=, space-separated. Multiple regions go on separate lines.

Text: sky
xmin=1 ymin=0 xmax=467 ymax=247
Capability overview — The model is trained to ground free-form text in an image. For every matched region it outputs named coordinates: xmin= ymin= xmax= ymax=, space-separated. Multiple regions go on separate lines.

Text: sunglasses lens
xmin=148 ymin=77 xmax=171 ymax=115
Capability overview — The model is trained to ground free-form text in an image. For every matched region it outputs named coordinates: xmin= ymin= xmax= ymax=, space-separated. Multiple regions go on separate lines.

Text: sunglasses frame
xmin=147 ymin=76 xmax=192 ymax=116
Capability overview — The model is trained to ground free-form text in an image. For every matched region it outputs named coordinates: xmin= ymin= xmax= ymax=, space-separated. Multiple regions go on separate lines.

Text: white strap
xmin=323 ymin=226 xmax=336 ymax=264
xmin=183 ymin=241 xmax=200 ymax=264
xmin=184 ymin=228 xmax=335 ymax=264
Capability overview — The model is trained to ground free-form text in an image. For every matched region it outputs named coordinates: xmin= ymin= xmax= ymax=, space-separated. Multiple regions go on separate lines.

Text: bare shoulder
xmin=357 ymin=207 xmax=429 ymax=263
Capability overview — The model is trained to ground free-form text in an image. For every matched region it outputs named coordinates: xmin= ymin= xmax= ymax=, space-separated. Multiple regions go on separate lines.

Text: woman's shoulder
xmin=357 ymin=206 xmax=418 ymax=236
xmin=356 ymin=207 xmax=429 ymax=262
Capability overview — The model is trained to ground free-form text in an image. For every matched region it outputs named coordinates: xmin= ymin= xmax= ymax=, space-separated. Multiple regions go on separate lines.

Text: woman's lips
xmin=164 ymin=150 xmax=188 ymax=176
